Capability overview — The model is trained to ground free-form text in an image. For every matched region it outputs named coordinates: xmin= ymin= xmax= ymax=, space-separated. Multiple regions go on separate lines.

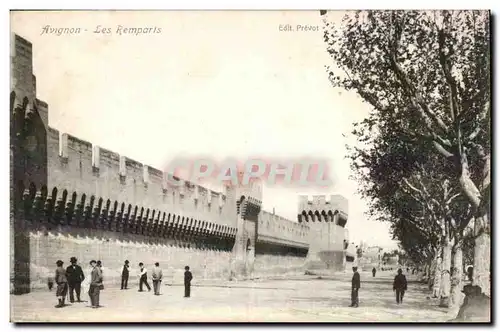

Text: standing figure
xmin=393 ymin=268 xmax=408 ymax=304
xmin=184 ymin=266 xmax=193 ymax=298
xmin=55 ymin=260 xmax=68 ymax=308
xmin=97 ymin=260 xmax=103 ymax=273
xmin=81 ymin=263 xmax=93 ymax=301
xmin=97 ymin=260 xmax=104 ymax=291
xmin=349 ymin=266 xmax=360 ymax=307
xmin=138 ymin=262 xmax=151 ymax=292
xmin=454 ymin=285 xmax=490 ymax=322
xmin=121 ymin=260 xmax=130 ymax=290
xmin=88 ymin=260 xmax=103 ymax=309
xmin=152 ymin=262 xmax=163 ymax=295
xmin=372 ymin=267 xmax=376 ymax=277
xmin=467 ymin=266 xmax=474 ymax=283
xmin=66 ymin=257 xmax=85 ymax=303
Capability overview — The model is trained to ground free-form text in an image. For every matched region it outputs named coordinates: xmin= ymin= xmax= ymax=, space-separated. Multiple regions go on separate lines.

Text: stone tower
xmin=10 ymin=33 xmax=50 ymax=294
xmin=230 ymin=177 xmax=262 ymax=278
xmin=298 ymin=194 xmax=349 ymax=272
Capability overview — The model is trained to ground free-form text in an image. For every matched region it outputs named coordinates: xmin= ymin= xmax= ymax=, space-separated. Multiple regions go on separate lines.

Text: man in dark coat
xmin=55 ymin=260 xmax=68 ymax=308
xmin=184 ymin=266 xmax=193 ymax=298
xmin=452 ymin=285 xmax=491 ymax=322
xmin=121 ymin=260 xmax=130 ymax=290
xmin=372 ymin=267 xmax=376 ymax=277
xmin=393 ymin=268 xmax=408 ymax=304
xmin=66 ymin=257 xmax=85 ymax=302
xmin=349 ymin=266 xmax=360 ymax=307
xmin=88 ymin=260 xmax=103 ymax=308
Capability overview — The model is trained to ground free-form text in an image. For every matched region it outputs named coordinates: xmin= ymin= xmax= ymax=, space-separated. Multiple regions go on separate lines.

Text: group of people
xmin=52 ymin=257 xmax=194 ymax=309
xmin=121 ymin=260 xmax=193 ymax=297
xmin=53 ymin=257 xmax=103 ymax=308
xmin=350 ymin=267 xmax=408 ymax=307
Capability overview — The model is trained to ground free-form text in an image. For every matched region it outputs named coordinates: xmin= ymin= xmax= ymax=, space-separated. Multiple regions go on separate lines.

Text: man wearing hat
xmin=349 ymin=266 xmax=361 ymax=307
xmin=54 ymin=260 xmax=68 ymax=308
xmin=393 ymin=268 xmax=408 ymax=304
xmin=66 ymin=257 xmax=85 ymax=303
xmin=121 ymin=260 xmax=130 ymax=290
xmin=453 ymin=285 xmax=491 ymax=322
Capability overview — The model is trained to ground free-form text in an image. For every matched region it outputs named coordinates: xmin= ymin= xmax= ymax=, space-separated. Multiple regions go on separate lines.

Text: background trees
xmin=322 ymin=9 xmax=491 ymax=309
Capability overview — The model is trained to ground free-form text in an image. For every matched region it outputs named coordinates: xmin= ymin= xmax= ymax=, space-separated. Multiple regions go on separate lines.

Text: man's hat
xmin=70 ymin=257 xmax=77 ymax=263
xmin=462 ymin=284 xmax=482 ymax=295
xmin=90 ymin=260 xmax=97 ymax=264
xmin=56 ymin=260 xmax=63 ymax=265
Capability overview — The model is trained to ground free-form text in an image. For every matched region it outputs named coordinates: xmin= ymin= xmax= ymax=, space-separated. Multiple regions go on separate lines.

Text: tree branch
xmin=402 ymin=178 xmax=423 ymax=196
xmin=433 ymin=141 xmax=454 ymax=158
xmin=384 ymin=15 xmax=450 ymax=137
xmin=437 ymin=28 xmax=462 ymax=123
xmin=387 ymin=55 xmax=450 ymax=135
xmin=467 ymin=126 xmax=482 ymax=141
xmin=445 ymin=193 xmax=461 ymax=206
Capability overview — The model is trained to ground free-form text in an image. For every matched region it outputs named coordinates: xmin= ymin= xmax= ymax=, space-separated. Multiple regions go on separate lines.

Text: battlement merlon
xmin=297 ymin=194 xmax=348 ymax=226
xmin=11 ymin=33 xmax=33 ymax=59
xmin=47 ymin=125 xmax=228 ymax=203
xmin=11 ymin=33 xmax=36 ymax=107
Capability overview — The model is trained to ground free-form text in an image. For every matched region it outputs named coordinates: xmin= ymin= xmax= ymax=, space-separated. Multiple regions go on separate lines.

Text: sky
xmin=11 ymin=10 xmax=398 ymax=249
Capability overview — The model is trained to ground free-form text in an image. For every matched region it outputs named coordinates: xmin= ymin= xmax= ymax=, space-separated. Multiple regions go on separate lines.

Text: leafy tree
xmin=323 ymin=10 xmax=490 ymax=294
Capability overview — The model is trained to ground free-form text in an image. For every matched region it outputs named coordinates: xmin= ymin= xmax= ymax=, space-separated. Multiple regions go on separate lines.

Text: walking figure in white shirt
xmin=138 ymin=262 xmax=151 ymax=292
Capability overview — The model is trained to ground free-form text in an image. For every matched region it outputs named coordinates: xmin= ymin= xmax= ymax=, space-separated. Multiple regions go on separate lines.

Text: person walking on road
xmin=152 ymin=262 xmax=163 ymax=295
xmin=66 ymin=257 xmax=85 ymax=303
xmin=372 ymin=267 xmax=376 ymax=277
xmin=349 ymin=266 xmax=360 ymax=307
xmin=138 ymin=262 xmax=151 ymax=292
xmin=121 ymin=260 xmax=130 ymax=290
xmin=393 ymin=268 xmax=408 ymax=304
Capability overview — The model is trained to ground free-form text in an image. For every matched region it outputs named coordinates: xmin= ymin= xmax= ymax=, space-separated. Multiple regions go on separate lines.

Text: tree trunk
xmin=424 ymin=260 xmax=431 ymax=283
xmin=450 ymin=242 xmax=464 ymax=314
xmin=428 ymin=257 xmax=436 ymax=290
xmin=432 ymin=248 xmax=442 ymax=298
xmin=459 ymin=154 xmax=490 ymax=297
xmin=439 ymin=237 xmax=453 ymax=307
xmin=473 ymin=213 xmax=490 ymax=296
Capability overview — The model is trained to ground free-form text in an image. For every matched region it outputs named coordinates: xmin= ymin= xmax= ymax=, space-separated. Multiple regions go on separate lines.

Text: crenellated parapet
xmin=14 ymin=182 xmax=238 ymax=252
xmin=42 ymin=126 xmax=235 ymax=226
xmin=297 ymin=194 xmax=348 ymax=227
xmin=297 ymin=194 xmax=350 ymax=271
